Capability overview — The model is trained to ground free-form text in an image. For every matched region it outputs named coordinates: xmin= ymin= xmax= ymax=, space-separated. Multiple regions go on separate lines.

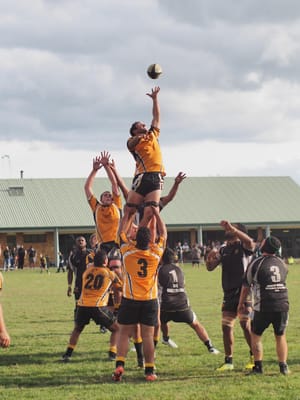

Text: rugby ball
xmin=147 ymin=64 xmax=162 ymax=79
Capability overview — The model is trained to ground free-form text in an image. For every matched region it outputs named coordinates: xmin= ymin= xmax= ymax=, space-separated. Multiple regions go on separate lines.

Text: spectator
xmin=191 ymin=244 xmax=201 ymax=268
xmin=17 ymin=245 xmax=26 ymax=270
xmin=39 ymin=254 xmax=49 ymax=274
xmin=28 ymin=246 xmax=36 ymax=268
xmin=56 ymin=252 xmax=66 ymax=273
xmin=10 ymin=247 xmax=17 ymax=270
xmin=3 ymin=246 xmax=10 ymax=272
xmin=175 ymin=242 xmax=184 ymax=265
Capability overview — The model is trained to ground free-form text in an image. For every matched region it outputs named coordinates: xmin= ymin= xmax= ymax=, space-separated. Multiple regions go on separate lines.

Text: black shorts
xmin=117 ymin=297 xmax=158 ymax=326
xmin=131 ymin=173 xmax=164 ymax=196
xmin=107 ymin=292 xmax=114 ymax=307
xmin=160 ymin=308 xmax=196 ymax=325
xmin=222 ymin=288 xmax=241 ymax=313
xmin=75 ymin=306 xmax=116 ymax=328
xmin=251 ymin=311 xmax=289 ymax=336
xmin=100 ymin=242 xmax=119 ymax=254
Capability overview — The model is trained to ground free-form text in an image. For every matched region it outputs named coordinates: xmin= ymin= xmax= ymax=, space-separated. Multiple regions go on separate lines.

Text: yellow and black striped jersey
xmin=120 ymin=236 xmax=165 ymax=301
xmin=129 ymin=127 xmax=165 ymax=176
xmin=88 ymin=193 xmax=122 ymax=244
xmin=77 ymin=265 xmax=122 ymax=307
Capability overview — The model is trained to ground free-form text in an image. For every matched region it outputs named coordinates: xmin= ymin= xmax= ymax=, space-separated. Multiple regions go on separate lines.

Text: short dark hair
xmin=162 ymin=247 xmax=176 ymax=264
xmin=261 ymin=236 xmax=281 ymax=254
xmin=136 ymin=227 xmax=151 ymax=250
xmin=94 ymin=249 xmax=108 ymax=267
xmin=129 ymin=121 xmax=139 ymax=136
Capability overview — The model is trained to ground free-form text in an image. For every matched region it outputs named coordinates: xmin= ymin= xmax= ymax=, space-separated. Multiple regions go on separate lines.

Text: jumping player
xmin=120 ymin=86 xmax=165 ymax=233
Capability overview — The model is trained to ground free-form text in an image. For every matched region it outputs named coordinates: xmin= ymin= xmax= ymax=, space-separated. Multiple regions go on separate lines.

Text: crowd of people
xmin=0 ymin=86 xmax=291 ymax=382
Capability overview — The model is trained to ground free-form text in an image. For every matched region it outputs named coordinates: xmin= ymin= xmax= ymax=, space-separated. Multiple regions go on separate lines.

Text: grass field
xmin=0 ymin=263 xmax=300 ymax=400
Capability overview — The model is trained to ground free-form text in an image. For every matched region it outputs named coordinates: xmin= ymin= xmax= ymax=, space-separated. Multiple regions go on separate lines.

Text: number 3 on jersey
xmin=137 ymin=258 xmax=148 ymax=278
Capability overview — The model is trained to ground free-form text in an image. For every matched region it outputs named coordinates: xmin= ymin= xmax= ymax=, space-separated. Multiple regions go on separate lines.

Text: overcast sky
xmin=1 ymin=0 xmax=300 ymax=184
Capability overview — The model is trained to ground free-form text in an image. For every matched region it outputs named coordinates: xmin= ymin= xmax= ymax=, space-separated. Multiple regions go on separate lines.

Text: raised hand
xmin=100 ymin=151 xmax=111 ymax=167
xmin=93 ymin=156 xmax=102 ymax=172
xmin=146 ymin=86 xmax=160 ymax=99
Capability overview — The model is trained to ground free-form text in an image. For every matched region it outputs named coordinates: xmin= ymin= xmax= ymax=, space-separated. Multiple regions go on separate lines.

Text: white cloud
xmin=0 ymin=0 xmax=300 ymax=186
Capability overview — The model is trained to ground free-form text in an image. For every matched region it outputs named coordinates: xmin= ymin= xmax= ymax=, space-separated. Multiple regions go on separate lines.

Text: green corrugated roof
xmin=1 ymin=176 xmax=300 ymax=230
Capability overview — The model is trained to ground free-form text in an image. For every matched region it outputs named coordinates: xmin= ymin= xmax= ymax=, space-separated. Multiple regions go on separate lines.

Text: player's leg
xmin=160 ymin=309 xmax=177 ymax=348
xmin=189 ymin=312 xmax=220 ymax=354
xmin=112 ymin=323 xmax=133 ymax=381
xmin=216 ymin=311 xmax=236 ymax=371
xmin=61 ymin=324 xmax=85 ymax=362
xmin=273 ymin=311 xmax=289 ymax=374
xmin=140 ymin=190 xmax=161 ymax=227
xmin=120 ymin=190 xmax=143 ymax=234
xmin=132 ymin=323 xmax=144 ymax=368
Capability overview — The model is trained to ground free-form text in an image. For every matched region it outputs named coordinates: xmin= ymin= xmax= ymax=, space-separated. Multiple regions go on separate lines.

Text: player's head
xmin=89 ymin=233 xmax=98 ymax=249
xmin=94 ymin=248 xmax=108 ymax=267
xmin=260 ymin=236 xmax=281 ymax=255
xmin=136 ymin=226 xmax=151 ymax=250
xmin=76 ymin=236 xmax=86 ymax=249
xmin=108 ymin=247 xmax=122 ymax=261
xmin=162 ymin=247 xmax=176 ymax=265
xmin=129 ymin=121 xmax=147 ymax=136
xmin=100 ymin=191 xmax=113 ymax=205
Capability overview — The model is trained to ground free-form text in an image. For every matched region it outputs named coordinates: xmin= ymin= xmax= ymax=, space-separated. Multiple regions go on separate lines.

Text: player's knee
xmin=125 ymin=203 xmax=138 ymax=214
xmin=239 ymin=316 xmax=250 ymax=329
xmin=222 ymin=316 xmax=235 ymax=328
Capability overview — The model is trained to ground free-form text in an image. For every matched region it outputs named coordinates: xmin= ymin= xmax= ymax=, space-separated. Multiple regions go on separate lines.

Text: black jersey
xmin=69 ymin=248 xmax=93 ymax=296
xmin=244 ymin=255 xmax=289 ymax=312
xmin=219 ymin=241 xmax=253 ymax=292
xmin=158 ymin=263 xmax=189 ymax=311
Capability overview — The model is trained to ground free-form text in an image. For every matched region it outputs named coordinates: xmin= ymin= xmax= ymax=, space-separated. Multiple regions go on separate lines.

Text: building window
xmin=24 ymin=234 xmax=47 ymax=243
xmin=8 ymin=186 xmax=24 ymax=196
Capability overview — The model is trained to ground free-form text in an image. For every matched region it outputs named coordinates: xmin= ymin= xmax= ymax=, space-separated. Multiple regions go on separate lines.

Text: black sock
xmin=116 ymin=360 xmax=125 ymax=368
xmin=225 ymin=356 xmax=233 ymax=364
xmin=134 ymin=342 xmax=143 ymax=359
xmin=145 ymin=366 xmax=154 ymax=375
xmin=204 ymin=339 xmax=212 ymax=349
xmin=65 ymin=347 xmax=74 ymax=357
xmin=254 ymin=360 xmax=263 ymax=371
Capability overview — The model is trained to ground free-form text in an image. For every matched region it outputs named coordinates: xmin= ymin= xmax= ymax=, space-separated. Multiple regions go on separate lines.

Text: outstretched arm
xmin=109 ymin=158 xmax=129 ymax=200
xmin=160 ymin=172 xmax=186 ymax=208
xmin=84 ymin=156 xmax=102 ymax=199
xmin=220 ymin=220 xmax=255 ymax=251
xmin=147 ymin=86 xmax=160 ymax=129
xmin=152 ymin=206 xmax=167 ymax=242
xmin=99 ymin=151 xmax=120 ymax=197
